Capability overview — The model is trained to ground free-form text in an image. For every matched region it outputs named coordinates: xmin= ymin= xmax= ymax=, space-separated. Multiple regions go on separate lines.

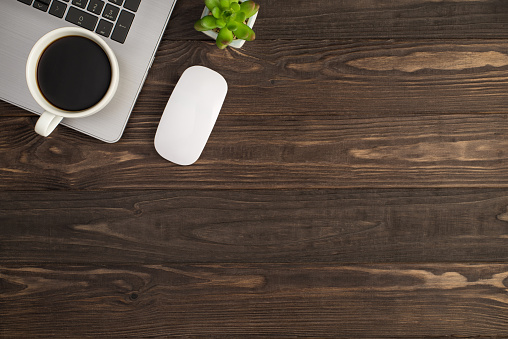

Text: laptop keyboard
xmin=18 ymin=0 xmax=140 ymax=44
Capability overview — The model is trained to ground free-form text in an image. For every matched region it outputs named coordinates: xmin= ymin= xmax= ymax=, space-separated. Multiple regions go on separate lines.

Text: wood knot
xmin=496 ymin=207 xmax=508 ymax=222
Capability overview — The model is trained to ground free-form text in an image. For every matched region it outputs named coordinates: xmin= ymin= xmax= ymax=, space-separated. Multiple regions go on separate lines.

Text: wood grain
xmin=168 ymin=0 xmax=508 ymax=40
xmin=3 ymin=0 xmax=508 ymax=337
xmin=1 ymin=263 xmax=507 ymax=337
xmin=148 ymin=40 xmax=508 ymax=115
xmin=3 ymin=113 xmax=508 ymax=189
xmin=1 ymin=189 xmax=508 ymax=264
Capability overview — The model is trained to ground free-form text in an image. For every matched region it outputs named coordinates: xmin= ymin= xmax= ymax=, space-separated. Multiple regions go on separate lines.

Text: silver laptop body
xmin=1 ymin=0 xmax=177 ymax=143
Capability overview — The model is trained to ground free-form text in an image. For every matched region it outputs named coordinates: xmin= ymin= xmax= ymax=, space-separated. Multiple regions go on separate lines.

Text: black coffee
xmin=37 ymin=36 xmax=112 ymax=112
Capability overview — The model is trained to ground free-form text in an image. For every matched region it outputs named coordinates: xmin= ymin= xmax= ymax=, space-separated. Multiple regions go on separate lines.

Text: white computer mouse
xmin=154 ymin=66 xmax=228 ymax=165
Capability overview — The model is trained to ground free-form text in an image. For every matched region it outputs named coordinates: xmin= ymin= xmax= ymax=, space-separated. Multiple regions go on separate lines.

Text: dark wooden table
xmin=2 ymin=0 xmax=508 ymax=337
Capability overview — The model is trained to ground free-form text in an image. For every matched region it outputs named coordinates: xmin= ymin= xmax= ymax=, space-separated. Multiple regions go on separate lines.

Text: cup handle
xmin=35 ymin=111 xmax=63 ymax=137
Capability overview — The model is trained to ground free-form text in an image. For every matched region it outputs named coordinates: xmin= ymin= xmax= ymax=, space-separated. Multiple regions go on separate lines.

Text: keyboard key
xmin=18 ymin=0 xmax=33 ymax=5
xmin=65 ymin=6 xmax=98 ymax=30
xmin=87 ymin=0 xmax=104 ymax=15
xmin=38 ymin=0 xmax=51 ymax=4
xmin=111 ymin=10 xmax=134 ymax=43
xmin=33 ymin=0 xmax=49 ymax=11
xmin=49 ymin=0 xmax=67 ymax=18
xmin=108 ymin=0 xmax=123 ymax=5
xmin=123 ymin=0 xmax=140 ymax=12
xmin=102 ymin=4 xmax=120 ymax=21
xmin=96 ymin=19 xmax=113 ymax=37
xmin=72 ymin=0 xmax=88 ymax=9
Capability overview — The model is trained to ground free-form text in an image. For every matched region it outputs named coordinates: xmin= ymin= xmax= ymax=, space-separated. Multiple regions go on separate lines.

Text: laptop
xmin=0 ymin=0 xmax=177 ymax=143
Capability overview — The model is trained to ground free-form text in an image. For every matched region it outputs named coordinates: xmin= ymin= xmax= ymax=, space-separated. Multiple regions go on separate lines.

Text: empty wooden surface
xmin=1 ymin=0 xmax=508 ymax=337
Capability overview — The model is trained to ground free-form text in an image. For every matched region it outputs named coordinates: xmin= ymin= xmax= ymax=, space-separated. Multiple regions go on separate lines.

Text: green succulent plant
xmin=194 ymin=0 xmax=260 ymax=49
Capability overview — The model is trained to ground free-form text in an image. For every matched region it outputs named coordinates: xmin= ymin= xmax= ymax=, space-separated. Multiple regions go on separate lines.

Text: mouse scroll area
xmin=154 ymin=66 xmax=228 ymax=165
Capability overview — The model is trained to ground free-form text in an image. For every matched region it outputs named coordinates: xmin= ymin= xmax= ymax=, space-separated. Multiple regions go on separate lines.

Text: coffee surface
xmin=37 ymin=36 xmax=112 ymax=112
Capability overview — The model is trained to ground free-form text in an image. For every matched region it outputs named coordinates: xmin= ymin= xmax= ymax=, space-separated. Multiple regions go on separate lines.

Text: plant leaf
xmin=194 ymin=16 xmax=218 ymax=31
xmin=212 ymin=7 xmax=221 ymax=18
xmin=233 ymin=22 xmax=255 ymax=40
xmin=235 ymin=11 xmax=245 ymax=23
xmin=204 ymin=0 xmax=220 ymax=11
xmin=231 ymin=2 xmax=240 ymax=12
xmin=216 ymin=27 xmax=234 ymax=49
xmin=239 ymin=0 xmax=259 ymax=18
xmin=227 ymin=21 xmax=238 ymax=31
xmin=216 ymin=18 xmax=226 ymax=28
xmin=220 ymin=0 xmax=230 ymax=10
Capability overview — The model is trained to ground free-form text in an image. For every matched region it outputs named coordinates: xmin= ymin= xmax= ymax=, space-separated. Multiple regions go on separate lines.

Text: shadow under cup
xmin=37 ymin=35 xmax=112 ymax=112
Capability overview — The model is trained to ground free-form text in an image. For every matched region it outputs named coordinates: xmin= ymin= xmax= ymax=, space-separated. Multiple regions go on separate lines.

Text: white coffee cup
xmin=26 ymin=27 xmax=119 ymax=137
